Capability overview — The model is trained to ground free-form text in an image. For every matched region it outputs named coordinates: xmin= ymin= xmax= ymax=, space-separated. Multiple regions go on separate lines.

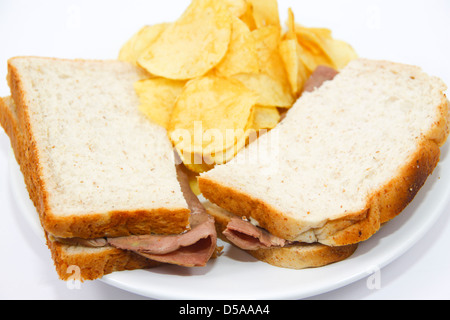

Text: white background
xmin=0 ymin=0 xmax=449 ymax=300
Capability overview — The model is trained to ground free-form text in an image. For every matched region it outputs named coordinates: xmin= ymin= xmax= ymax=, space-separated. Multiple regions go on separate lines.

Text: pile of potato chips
xmin=119 ymin=0 xmax=357 ymax=178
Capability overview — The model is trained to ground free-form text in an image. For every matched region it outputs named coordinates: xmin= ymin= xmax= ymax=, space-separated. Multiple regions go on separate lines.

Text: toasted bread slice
xmin=199 ymin=59 xmax=449 ymax=246
xmin=5 ymin=57 xmax=190 ymax=239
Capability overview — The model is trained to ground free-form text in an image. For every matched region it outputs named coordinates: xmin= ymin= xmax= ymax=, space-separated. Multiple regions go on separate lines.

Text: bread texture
xmin=203 ymin=201 xmax=357 ymax=269
xmin=199 ymin=59 xmax=449 ymax=246
xmin=5 ymin=57 xmax=191 ymax=239
xmin=1 ymin=95 xmax=162 ymax=280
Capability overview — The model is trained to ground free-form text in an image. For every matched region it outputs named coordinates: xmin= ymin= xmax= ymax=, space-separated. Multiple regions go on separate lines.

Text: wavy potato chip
xmin=215 ymin=16 xmax=259 ymax=77
xmin=233 ymin=72 xmax=294 ymax=107
xmin=179 ymin=124 xmax=252 ymax=173
xmin=223 ymin=0 xmax=248 ymax=17
xmin=279 ymin=38 xmax=308 ymax=97
xmin=296 ymin=25 xmax=357 ymax=71
xmin=248 ymin=0 xmax=280 ymax=29
xmin=118 ymin=23 xmax=169 ymax=66
xmin=252 ymin=26 xmax=282 ymax=77
xmin=239 ymin=0 xmax=257 ymax=30
xmin=134 ymin=78 xmax=185 ymax=129
xmin=296 ymin=27 xmax=333 ymax=70
xmin=251 ymin=25 xmax=293 ymax=103
xmin=177 ymin=150 xmax=214 ymax=174
xmin=285 ymin=8 xmax=296 ymax=40
xmin=252 ymin=106 xmax=280 ymax=130
xmin=207 ymin=126 xmax=255 ymax=165
xmin=138 ymin=0 xmax=232 ymax=80
xmin=188 ymin=171 xmax=201 ymax=196
xmin=169 ymin=75 xmax=257 ymax=158
xmin=321 ymin=39 xmax=358 ymax=70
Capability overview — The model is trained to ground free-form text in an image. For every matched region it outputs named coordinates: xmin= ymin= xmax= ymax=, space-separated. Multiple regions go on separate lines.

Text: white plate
xmin=9 ymin=143 xmax=450 ymax=300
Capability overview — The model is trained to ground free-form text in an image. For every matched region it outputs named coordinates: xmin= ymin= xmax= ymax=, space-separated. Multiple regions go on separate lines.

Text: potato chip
xmin=321 ymin=39 xmax=358 ymax=70
xmin=233 ymin=72 xmax=294 ymax=107
xmin=215 ymin=16 xmax=259 ymax=77
xmin=118 ymin=23 xmax=168 ymax=66
xmin=169 ymin=75 xmax=257 ymax=158
xmin=296 ymin=26 xmax=334 ymax=68
xmin=208 ymin=125 xmax=255 ymax=165
xmin=296 ymin=45 xmax=320 ymax=74
xmin=138 ymin=0 xmax=232 ymax=80
xmin=252 ymin=106 xmax=280 ymax=130
xmin=252 ymin=25 xmax=281 ymax=77
xmin=251 ymin=26 xmax=293 ymax=101
xmin=247 ymin=0 xmax=280 ymax=29
xmin=188 ymin=172 xmax=201 ymax=195
xmin=296 ymin=25 xmax=357 ymax=71
xmin=307 ymin=27 xmax=333 ymax=39
xmin=177 ymin=150 xmax=214 ymax=173
xmin=134 ymin=78 xmax=185 ymax=129
xmin=239 ymin=1 xmax=257 ymax=30
xmin=223 ymin=0 xmax=248 ymax=17
xmin=279 ymin=38 xmax=308 ymax=97
xmin=285 ymin=8 xmax=296 ymax=40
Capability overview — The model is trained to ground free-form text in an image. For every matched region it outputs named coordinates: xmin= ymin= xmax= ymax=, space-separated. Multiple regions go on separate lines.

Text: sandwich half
xmin=1 ymin=57 xmax=217 ymax=280
xmin=199 ymin=59 xmax=449 ymax=247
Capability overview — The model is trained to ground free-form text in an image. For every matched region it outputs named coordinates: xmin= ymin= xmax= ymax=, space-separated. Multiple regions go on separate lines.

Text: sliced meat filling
xmin=107 ymin=210 xmax=216 ymax=267
xmin=223 ymin=217 xmax=290 ymax=250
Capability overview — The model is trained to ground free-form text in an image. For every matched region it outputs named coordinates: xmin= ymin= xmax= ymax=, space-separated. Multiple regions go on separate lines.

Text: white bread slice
xmin=199 ymin=59 xmax=449 ymax=246
xmin=5 ymin=57 xmax=190 ymax=239
xmin=0 ymin=96 xmax=161 ymax=280
xmin=202 ymin=201 xmax=357 ymax=269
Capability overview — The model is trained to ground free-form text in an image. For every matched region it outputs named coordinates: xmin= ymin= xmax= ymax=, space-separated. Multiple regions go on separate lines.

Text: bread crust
xmin=203 ymin=201 xmax=357 ymax=269
xmin=199 ymin=95 xmax=449 ymax=246
xmin=45 ymin=232 xmax=160 ymax=281
xmin=5 ymin=58 xmax=191 ymax=238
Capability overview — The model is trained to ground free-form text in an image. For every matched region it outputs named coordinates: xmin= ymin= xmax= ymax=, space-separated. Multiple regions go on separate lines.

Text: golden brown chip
xmin=169 ymin=75 xmax=257 ymax=159
xmin=252 ymin=26 xmax=293 ymax=101
xmin=223 ymin=0 xmax=248 ymax=17
xmin=208 ymin=125 xmax=255 ymax=165
xmin=215 ymin=16 xmax=259 ymax=77
xmin=252 ymin=106 xmax=280 ymax=130
xmin=177 ymin=150 xmax=214 ymax=174
xmin=118 ymin=23 xmax=169 ymax=67
xmin=279 ymin=39 xmax=305 ymax=97
xmin=233 ymin=72 xmax=294 ymax=108
xmin=138 ymin=0 xmax=232 ymax=80
xmin=296 ymin=25 xmax=357 ymax=71
xmin=285 ymin=8 xmax=296 ymax=40
xmin=188 ymin=172 xmax=201 ymax=196
xmin=134 ymin=78 xmax=185 ymax=129
xmin=253 ymin=26 xmax=283 ymax=78
xmin=239 ymin=1 xmax=257 ymax=30
xmin=321 ymin=39 xmax=358 ymax=70
xmin=247 ymin=0 xmax=280 ymax=29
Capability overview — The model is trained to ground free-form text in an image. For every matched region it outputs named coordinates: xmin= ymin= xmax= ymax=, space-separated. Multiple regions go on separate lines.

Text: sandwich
xmin=198 ymin=59 xmax=449 ymax=268
xmin=0 ymin=57 xmax=218 ymax=281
